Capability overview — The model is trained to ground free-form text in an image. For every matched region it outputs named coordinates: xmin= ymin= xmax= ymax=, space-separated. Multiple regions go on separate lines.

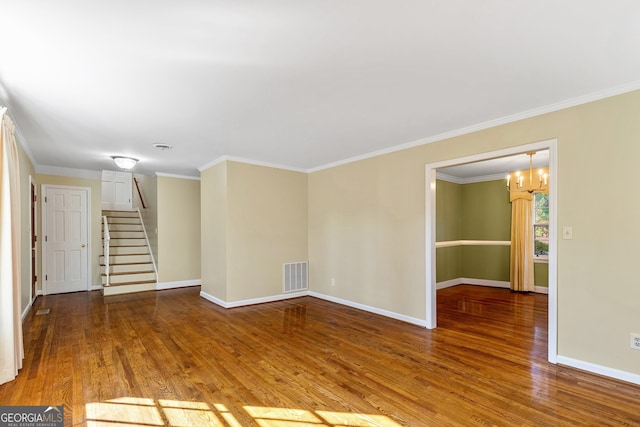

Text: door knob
xmin=81 ymin=243 xmax=87 ymax=248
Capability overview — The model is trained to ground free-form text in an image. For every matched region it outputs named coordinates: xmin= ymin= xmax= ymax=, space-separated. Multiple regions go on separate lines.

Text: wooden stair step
xmin=102 ymin=271 xmax=156 ymax=285
xmin=101 ymin=270 xmax=154 ymax=277
xmin=105 ymin=237 xmax=145 ymax=240
xmin=104 ymin=280 xmax=156 ymax=287
xmin=100 ymin=262 xmax=152 ymax=266
xmin=101 ymin=253 xmax=149 ymax=256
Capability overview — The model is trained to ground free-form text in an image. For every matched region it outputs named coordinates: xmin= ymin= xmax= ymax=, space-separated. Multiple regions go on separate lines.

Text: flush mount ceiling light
xmin=153 ymin=143 xmax=172 ymax=150
xmin=111 ymin=156 xmax=138 ymax=170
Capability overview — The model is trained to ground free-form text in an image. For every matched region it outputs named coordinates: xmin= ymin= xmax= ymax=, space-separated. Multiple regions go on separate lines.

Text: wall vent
xmin=283 ymin=261 xmax=308 ymax=293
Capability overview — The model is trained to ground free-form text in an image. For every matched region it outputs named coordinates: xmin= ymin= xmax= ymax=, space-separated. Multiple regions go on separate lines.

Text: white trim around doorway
xmin=28 ymin=175 xmax=37 ymax=306
xmin=41 ymin=184 xmax=92 ymax=295
xmin=425 ymin=138 xmax=558 ymax=364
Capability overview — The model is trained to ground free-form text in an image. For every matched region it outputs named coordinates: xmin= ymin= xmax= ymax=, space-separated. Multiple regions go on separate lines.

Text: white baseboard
xmin=309 ymin=291 xmax=427 ymax=327
xmin=437 ymin=278 xmax=549 ymax=294
xmin=436 ymin=278 xmax=464 ymax=290
xmin=463 ymin=278 xmax=511 ymax=289
xmin=97 ymin=279 xmax=201 ymax=296
xmin=21 ymin=301 xmax=32 ymax=321
xmin=199 ymin=288 xmax=426 ymax=327
xmin=199 ymin=291 xmax=227 ymax=307
xmin=557 ymin=355 xmax=640 ymax=386
xmin=157 ymin=279 xmax=200 ymax=291
xmin=200 ymin=290 xmax=309 ymax=309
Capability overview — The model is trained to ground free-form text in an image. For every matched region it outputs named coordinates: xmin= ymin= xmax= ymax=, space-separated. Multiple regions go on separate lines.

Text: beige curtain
xmin=0 ymin=110 xmax=24 ymax=385
xmin=510 ymin=192 xmax=534 ymax=292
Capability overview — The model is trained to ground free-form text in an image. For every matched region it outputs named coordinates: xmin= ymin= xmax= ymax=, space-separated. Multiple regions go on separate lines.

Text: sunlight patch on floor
xmin=245 ymin=406 xmax=402 ymax=426
xmin=85 ymin=398 xmax=401 ymax=426
xmin=244 ymin=406 xmax=323 ymax=425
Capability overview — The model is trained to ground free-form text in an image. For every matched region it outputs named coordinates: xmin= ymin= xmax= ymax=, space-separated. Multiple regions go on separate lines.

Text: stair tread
xmin=109 ymin=238 xmax=146 ymax=240
xmin=100 ymin=262 xmax=153 ymax=266
xmin=101 ymin=253 xmax=149 ymax=256
xmin=104 ymin=280 xmax=157 ymax=287
xmin=101 ymin=210 xmax=153 ymax=288
xmin=102 ymin=270 xmax=155 ymax=276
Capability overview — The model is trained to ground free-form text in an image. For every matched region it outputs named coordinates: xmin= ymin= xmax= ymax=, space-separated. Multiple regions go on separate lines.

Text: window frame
xmin=533 ymin=192 xmax=549 ymax=263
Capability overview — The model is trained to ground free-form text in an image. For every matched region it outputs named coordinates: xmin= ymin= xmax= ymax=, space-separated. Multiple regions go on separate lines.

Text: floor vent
xmin=283 ymin=261 xmax=308 ymax=293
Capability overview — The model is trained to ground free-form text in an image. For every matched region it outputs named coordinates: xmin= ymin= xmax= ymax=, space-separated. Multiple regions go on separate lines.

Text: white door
xmin=43 ymin=186 xmax=89 ymax=294
xmin=102 ymin=170 xmax=132 ymax=210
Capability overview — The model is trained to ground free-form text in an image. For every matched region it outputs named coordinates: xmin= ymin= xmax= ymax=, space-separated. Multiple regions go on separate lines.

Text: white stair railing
xmin=136 ymin=208 xmax=158 ymax=280
xmin=103 ymin=215 xmax=111 ymax=286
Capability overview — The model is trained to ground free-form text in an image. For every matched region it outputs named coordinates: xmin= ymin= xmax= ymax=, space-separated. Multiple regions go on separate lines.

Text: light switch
xmin=562 ymin=226 xmax=573 ymax=240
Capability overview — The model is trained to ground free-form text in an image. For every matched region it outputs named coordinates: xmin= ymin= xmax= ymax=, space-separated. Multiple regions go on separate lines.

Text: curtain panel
xmin=509 ymin=192 xmax=534 ymax=292
xmin=0 ymin=111 xmax=24 ymax=385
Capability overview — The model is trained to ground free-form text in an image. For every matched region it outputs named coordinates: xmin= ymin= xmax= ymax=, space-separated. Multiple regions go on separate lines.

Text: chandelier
xmin=506 ymin=152 xmax=548 ymax=194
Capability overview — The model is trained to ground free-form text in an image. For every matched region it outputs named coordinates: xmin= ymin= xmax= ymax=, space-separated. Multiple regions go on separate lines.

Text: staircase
xmin=101 ymin=210 xmax=157 ymax=296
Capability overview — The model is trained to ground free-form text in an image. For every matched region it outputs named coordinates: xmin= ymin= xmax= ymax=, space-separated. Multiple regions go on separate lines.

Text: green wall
xmin=435 ymin=179 xmax=462 ymax=282
xmin=461 ymin=180 xmax=511 ymax=240
xmin=534 ymin=262 xmax=549 ymax=286
xmin=436 ymin=178 xmax=548 ymax=287
xmin=436 ymin=179 xmax=462 ymax=241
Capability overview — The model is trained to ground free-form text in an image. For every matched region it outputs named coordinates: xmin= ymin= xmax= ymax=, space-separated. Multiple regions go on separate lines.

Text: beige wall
xmin=309 ymin=89 xmax=640 ymax=375
xmin=309 ymin=154 xmax=426 ymax=316
xmin=157 ymin=176 xmax=201 ymax=283
xmin=200 ymin=162 xmax=228 ymax=300
xmin=35 ymin=174 xmax=102 ymax=289
xmin=200 ymin=161 xmax=308 ymax=302
xmin=226 ymin=161 xmax=308 ymax=301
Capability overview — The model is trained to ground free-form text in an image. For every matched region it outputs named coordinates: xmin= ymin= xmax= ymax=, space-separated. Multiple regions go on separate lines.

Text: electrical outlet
xmin=630 ymin=333 xmax=640 ymax=350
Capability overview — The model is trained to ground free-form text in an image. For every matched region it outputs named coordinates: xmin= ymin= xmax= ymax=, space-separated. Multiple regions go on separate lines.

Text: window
xmin=534 ymin=192 xmax=549 ymax=260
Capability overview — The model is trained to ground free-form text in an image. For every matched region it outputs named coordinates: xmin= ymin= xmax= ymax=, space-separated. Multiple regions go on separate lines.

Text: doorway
xmin=425 ymin=139 xmax=558 ymax=363
xmin=102 ymin=170 xmax=132 ymax=210
xmin=42 ymin=185 xmax=91 ymax=294
xmin=29 ymin=176 xmax=37 ymax=303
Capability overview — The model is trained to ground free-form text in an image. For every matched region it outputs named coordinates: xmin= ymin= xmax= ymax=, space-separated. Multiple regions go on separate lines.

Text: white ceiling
xmin=1 ymin=1 xmax=639 ymax=177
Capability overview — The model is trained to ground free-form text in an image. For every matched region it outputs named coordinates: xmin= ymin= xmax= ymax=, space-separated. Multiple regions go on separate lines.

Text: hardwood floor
xmin=1 ymin=285 xmax=639 ymax=426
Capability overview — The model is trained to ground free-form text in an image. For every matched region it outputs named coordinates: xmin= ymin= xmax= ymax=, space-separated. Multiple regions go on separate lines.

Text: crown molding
xmin=197 ymin=156 xmax=227 ymax=172
xmin=309 ymin=80 xmax=640 ymax=173
xmin=436 ymin=171 xmax=507 ymax=184
xmin=198 ymin=155 xmax=308 ymax=174
xmin=11 ymin=80 xmax=640 ymax=179
xmin=435 ymin=172 xmax=465 ymax=184
xmin=155 ymin=172 xmax=200 ymax=181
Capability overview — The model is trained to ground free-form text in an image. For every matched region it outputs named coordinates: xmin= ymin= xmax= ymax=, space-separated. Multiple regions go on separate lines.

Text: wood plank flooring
xmin=1 ymin=285 xmax=639 ymax=426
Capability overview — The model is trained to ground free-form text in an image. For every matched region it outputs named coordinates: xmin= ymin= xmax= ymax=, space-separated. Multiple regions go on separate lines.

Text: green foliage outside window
xmin=534 ymin=193 xmax=549 ymax=257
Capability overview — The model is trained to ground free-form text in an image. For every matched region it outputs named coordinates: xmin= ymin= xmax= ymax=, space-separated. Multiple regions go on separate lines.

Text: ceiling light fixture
xmin=112 ymin=156 xmax=138 ymax=170
xmin=506 ymin=152 xmax=548 ymax=194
